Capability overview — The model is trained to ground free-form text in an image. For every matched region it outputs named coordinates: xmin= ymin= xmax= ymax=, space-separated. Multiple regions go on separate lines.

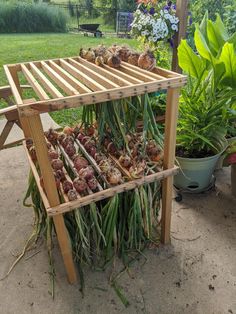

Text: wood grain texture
xmin=161 ymin=88 xmax=180 ymax=244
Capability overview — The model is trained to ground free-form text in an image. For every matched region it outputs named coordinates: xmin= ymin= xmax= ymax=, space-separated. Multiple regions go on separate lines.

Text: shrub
xmin=0 ymin=1 xmax=68 ymax=33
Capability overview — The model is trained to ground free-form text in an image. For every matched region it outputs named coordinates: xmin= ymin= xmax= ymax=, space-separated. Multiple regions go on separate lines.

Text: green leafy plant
xmin=177 ymin=13 xmax=236 ymax=156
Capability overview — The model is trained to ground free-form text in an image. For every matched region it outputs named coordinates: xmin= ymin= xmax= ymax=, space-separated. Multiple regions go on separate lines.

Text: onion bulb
xmin=107 ymin=54 xmax=121 ymax=68
xmin=117 ymin=46 xmax=131 ymax=62
xmin=64 ymin=143 xmax=76 ymax=158
xmin=128 ymin=52 xmax=140 ymax=66
xmin=106 ymin=168 xmax=122 ymax=185
xmin=63 ymin=126 xmax=74 ymax=135
xmin=138 ymin=50 xmax=156 ymax=71
xmin=78 ymin=166 xmax=94 ymax=180
xmin=62 ymin=180 xmax=73 ymax=193
xmin=87 ymin=177 xmax=98 ymax=190
xmin=119 ymin=154 xmax=131 ymax=168
xmin=48 ymin=150 xmax=59 ymax=160
xmin=67 ymin=189 xmax=77 ymax=201
xmin=62 ymin=136 xmax=74 ymax=148
xmin=45 ymin=128 xmax=58 ymax=144
xmin=58 ymin=133 xmax=65 ymax=144
xmin=95 ymin=56 xmax=104 ymax=67
xmin=51 ymin=159 xmax=64 ymax=171
xmin=55 ymin=169 xmax=66 ymax=182
xmin=73 ymin=178 xmax=87 ymax=193
xmin=84 ymin=48 xmax=96 ymax=62
xmin=73 ymin=155 xmax=88 ymax=171
xmin=94 ymin=44 xmax=107 ymax=56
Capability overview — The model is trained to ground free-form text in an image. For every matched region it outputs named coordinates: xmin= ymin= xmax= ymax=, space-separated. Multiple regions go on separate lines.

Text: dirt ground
xmin=0 ymin=146 xmax=235 ymax=314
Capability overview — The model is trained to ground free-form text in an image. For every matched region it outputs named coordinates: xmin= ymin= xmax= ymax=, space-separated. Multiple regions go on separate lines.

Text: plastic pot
xmin=174 ymin=151 xmax=223 ymax=193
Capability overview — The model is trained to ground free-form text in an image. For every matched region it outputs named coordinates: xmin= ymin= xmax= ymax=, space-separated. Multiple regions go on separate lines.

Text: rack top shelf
xmin=4 ymin=56 xmax=187 ymax=116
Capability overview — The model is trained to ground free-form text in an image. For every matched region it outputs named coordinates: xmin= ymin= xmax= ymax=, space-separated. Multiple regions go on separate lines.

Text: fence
xmin=49 ymin=2 xmax=133 ymax=33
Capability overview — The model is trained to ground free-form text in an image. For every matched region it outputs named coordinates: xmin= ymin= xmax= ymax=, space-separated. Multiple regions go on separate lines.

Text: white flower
xmin=171 ymin=24 xmax=178 ymax=31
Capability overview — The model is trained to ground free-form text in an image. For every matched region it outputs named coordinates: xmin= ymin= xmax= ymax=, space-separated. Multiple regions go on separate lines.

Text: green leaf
xmin=178 ymin=39 xmax=206 ymax=78
xmin=194 ymin=26 xmax=213 ymax=62
xmin=220 ymin=43 xmax=236 ymax=88
xmin=199 ymin=11 xmax=208 ymax=42
xmin=214 ymin=14 xmax=229 ymax=41
xmin=228 ymin=33 xmax=236 ymax=48
xmin=207 ymin=20 xmax=226 ymax=56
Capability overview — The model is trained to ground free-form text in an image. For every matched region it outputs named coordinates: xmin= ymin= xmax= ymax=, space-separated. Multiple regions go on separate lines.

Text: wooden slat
xmin=21 ymin=64 xmax=50 ymax=100
xmin=41 ymin=61 xmax=79 ymax=96
xmin=23 ymin=142 xmax=50 ymax=209
xmin=153 ymin=67 xmax=182 ymax=78
xmin=46 ymin=166 xmax=179 ymax=216
xmin=75 ymin=57 xmax=132 ymax=87
xmin=68 ymin=58 xmax=119 ymax=89
xmin=161 ymin=88 xmax=180 ymax=244
xmin=0 ymin=105 xmax=17 ymax=116
xmin=48 ymin=60 xmax=91 ymax=94
xmin=121 ymin=62 xmax=165 ymax=80
xmin=102 ymin=64 xmax=143 ymax=84
xmin=120 ymin=64 xmax=156 ymax=82
xmin=30 ymin=63 xmax=63 ymax=98
xmin=19 ymin=76 xmax=187 ymax=116
xmin=60 ymin=59 xmax=106 ymax=91
xmin=3 ymin=65 xmax=23 ymax=105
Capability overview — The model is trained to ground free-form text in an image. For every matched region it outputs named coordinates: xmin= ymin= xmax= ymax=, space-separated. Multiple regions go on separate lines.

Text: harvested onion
xmin=51 ymin=159 xmax=64 ymax=171
xmin=73 ymin=178 xmax=87 ymax=193
xmin=87 ymin=177 xmax=98 ymax=190
xmin=95 ymin=56 xmax=104 ymax=67
xmin=117 ymin=46 xmax=130 ymax=62
xmin=128 ymin=52 xmax=140 ymax=66
xmin=78 ymin=166 xmax=94 ymax=181
xmin=107 ymin=54 xmax=121 ymax=68
xmin=73 ymin=155 xmax=89 ymax=171
xmin=138 ymin=50 xmax=156 ymax=71
xmin=119 ymin=154 xmax=131 ymax=168
xmin=107 ymin=168 xmax=122 ymax=185
xmin=48 ymin=150 xmax=59 ymax=160
xmin=67 ymin=189 xmax=77 ymax=201
xmin=64 ymin=143 xmax=76 ymax=158
xmin=62 ymin=180 xmax=73 ymax=193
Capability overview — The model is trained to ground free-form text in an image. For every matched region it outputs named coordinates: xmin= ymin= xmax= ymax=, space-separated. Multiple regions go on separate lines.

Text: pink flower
xmin=227 ymin=153 xmax=236 ymax=164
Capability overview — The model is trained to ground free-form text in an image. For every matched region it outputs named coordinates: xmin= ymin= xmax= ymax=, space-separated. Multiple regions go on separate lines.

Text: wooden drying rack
xmin=4 ymin=55 xmax=187 ymax=284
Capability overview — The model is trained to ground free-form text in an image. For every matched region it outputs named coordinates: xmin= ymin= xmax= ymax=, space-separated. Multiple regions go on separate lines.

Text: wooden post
xmin=172 ymin=0 xmax=189 ymax=73
xmin=161 ymin=88 xmax=180 ymax=244
xmin=24 ymin=114 xmax=77 ymax=284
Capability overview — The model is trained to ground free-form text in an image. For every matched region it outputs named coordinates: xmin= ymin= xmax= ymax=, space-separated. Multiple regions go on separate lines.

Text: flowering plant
xmin=131 ymin=0 xmax=179 ymax=48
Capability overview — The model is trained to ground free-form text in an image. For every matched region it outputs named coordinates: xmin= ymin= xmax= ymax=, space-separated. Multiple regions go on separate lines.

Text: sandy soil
xmin=0 ymin=146 xmax=235 ymax=314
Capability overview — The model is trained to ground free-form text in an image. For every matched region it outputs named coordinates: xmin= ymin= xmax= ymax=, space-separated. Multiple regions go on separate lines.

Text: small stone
xmin=208 ymin=284 xmax=215 ymax=291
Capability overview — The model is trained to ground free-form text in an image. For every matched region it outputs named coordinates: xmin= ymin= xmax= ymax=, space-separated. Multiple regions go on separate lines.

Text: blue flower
xmin=149 ymin=7 xmax=155 ymax=15
xmin=167 ymin=1 xmax=172 ymax=6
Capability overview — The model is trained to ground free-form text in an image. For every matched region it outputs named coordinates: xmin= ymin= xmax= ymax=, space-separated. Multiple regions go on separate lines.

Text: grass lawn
xmin=0 ymin=33 xmax=137 ymax=126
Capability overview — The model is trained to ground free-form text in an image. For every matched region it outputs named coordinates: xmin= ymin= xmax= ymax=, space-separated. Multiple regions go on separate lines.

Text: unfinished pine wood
xmin=23 ymin=142 xmax=50 ymax=209
xmin=103 ymin=64 xmax=143 ymax=84
xmin=3 ymin=66 xmax=23 ymax=105
xmin=68 ymin=58 xmax=119 ymax=89
xmin=46 ymin=167 xmax=179 ymax=216
xmin=120 ymin=64 xmax=156 ymax=82
xmin=121 ymin=62 xmax=165 ymax=80
xmin=41 ymin=61 xmax=79 ymax=96
xmin=60 ymin=59 xmax=106 ymax=91
xmin=75 ymin=57 xmax=133 ymax=87
xmin=21 ymin=64 xmax=50 ymax=100
xmin=30 ymin=63 xmax=63 ymax=98
xmin=161 ymin=88 xmax=180 ymax=244
xmin=18 ymin=77 xmax=187 ymax=116
xmin=0 ymin=121 xmax=14 ymax=150
xmin=26 ymin=114 xmax=77 ymax=284
xmin=48 ymin=60 xmax=91 ymax=93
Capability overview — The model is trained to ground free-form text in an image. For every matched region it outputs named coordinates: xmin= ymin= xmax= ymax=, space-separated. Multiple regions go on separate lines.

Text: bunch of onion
xmin=94 ymin=44 xmax=107 ymax=57
xmin=138 ymin=50 xmax=156 ymax=71
xmin=128 ymin=159 xmax=146 ymax=178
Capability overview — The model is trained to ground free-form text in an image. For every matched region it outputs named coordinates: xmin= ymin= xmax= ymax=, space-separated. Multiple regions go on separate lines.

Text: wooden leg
xmin=0 ymin=121 xmax=14 ymax=150
xmin=161 ymin=88 xmax=180 ymax=244
xmin=20 ymin=113 xmax=77 ymax=283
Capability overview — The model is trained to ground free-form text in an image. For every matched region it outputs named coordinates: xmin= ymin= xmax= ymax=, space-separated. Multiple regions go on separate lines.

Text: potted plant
xmin=174 ymin=13 xmax=236 ymax=192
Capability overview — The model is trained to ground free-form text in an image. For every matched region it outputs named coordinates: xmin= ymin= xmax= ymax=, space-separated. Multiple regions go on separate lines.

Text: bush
xmin=0 ymin=2 xmax=68 ymax=33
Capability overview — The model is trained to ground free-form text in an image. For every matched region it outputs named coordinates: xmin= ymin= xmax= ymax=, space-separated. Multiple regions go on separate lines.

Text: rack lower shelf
xmin=24 ymin=142 xmax=179 ymax=217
